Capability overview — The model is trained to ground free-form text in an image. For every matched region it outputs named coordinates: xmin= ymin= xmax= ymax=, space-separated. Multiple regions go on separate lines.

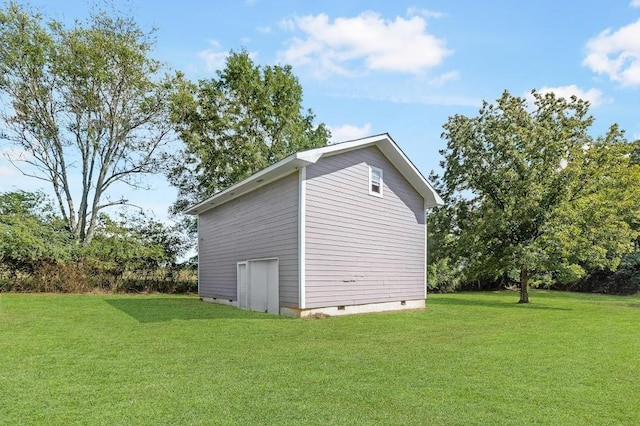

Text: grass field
xmin=1 ymin=290 xmax=639 ymax=425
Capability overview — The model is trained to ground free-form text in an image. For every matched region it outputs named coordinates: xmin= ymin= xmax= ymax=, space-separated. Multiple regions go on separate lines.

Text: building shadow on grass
xmin=105 ymin=297 xmax=281 ymax=323
xmin=428 ymin=296 xmax=572 ymax=311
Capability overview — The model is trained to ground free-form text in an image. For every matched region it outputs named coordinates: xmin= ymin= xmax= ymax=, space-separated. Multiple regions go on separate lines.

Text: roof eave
xmin=184 ymin=154 xmax=316 ymax=215
xmin=373 ymin=135 xmax=443 ymax=209
xmin=184 ymin=133 xmax=444 ymax=215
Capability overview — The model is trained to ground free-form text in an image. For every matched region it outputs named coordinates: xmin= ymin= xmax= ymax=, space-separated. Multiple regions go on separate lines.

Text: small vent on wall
xmin=337 ymin=306 xmax=345 ymax=311
xmin=401 ymin=301 xmax=406 ymax=306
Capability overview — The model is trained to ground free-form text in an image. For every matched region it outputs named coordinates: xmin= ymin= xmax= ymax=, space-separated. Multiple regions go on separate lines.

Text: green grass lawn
xmin=1 ymin=291 xmax=639 ymax=425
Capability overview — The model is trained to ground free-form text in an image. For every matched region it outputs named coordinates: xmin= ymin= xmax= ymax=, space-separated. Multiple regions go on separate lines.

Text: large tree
xmin=435 ymin=90 xmax=640 ymax=303
xmin=0 ymin=2 xmax=176 ymax=244
xmin=168 ymin=50 xmax=330 ymax=212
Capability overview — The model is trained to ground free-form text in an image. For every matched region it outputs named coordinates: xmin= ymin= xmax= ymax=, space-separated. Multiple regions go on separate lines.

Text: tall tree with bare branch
xmin=0 ymin=2 xmax=176 ymax=244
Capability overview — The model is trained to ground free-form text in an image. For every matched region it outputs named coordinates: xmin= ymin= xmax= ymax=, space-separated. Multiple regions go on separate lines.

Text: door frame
xmin=237 ymin=261 xmax=248 ymax=309
xmin=237 ymin=257 xmax=279 ymax=314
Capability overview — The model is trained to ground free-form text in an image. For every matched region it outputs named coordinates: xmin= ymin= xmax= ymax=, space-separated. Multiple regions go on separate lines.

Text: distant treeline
xmin=0 ymin=191 xmax=196 ymax=293
xmin=428 ymin=253 xmax=640 ymax=296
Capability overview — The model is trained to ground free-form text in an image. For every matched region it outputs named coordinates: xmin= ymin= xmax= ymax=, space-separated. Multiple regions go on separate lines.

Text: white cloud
xmin=256 ymin=26 xmax=271 ymax=34
xmin=279 ymin=18 xmax=296 ymax=31
xmin=198 ymin=41 xmax=258 ymax=73
xmin=365 ymin=92 xmax=480 ymax=107
xmin=631 ymin=0 xmax=640 ymax=7
xmin=325 ymin=76 xmax=481 ymax=107
xmin=406 ymin=7 xmax=444 ymax=19
xmin=583 ymin=19 xmax=640 ymax=87
xmin=0 ymin=165 xmax=14 ymax=177
xmin=429 ymin=70 xmax=460 ymax=86
xmin=328 ymin=123 xmax=372 ymax=143
xmin=278 ymin=12 xmax=451 ymax=77
xmin=525 ymin=85 xmax=604 ymax=107
xmin=198 ymin=40 xmax=228 ymax=72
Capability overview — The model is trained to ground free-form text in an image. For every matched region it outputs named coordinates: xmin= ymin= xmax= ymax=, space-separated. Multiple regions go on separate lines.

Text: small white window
xmin=369 ymin=166 xmax=383 ymax=197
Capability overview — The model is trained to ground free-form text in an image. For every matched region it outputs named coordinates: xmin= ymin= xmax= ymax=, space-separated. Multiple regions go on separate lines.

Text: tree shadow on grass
xmin=428 ymin=296 xmax=572 ymax=311
xmin=105 ymin=297 xmax=282 ymax=323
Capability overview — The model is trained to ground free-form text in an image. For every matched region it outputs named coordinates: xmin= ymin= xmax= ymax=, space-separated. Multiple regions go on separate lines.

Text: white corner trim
xmin=424 ymin=200 xmax=428 ymax=300
xmin=298 ymin=166 xmax=307 ymax=309
xmin=197 ymin=217 xmax=201 ymax=296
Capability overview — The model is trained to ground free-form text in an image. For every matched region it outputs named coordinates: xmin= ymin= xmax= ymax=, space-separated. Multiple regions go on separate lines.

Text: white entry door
xmin=237 ymin=258 xmax=279 ymax=314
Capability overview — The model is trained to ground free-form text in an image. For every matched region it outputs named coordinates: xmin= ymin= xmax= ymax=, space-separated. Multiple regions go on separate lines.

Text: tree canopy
xmin=168 ymin=50 xmax=330 ymax=212
xmin=0 ymin=2 xmax=177 ymax=244
xmin=432 ymin=90 xmax=640 ymax=303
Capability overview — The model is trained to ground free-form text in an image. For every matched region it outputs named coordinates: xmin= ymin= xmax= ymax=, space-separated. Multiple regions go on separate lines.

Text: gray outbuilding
xmin=185 ymin=134 xmax=443 ymax=316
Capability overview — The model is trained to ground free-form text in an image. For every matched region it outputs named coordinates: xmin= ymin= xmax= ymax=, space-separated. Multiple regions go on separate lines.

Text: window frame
xmin=369 ymin=165 xmax=383 ymax=197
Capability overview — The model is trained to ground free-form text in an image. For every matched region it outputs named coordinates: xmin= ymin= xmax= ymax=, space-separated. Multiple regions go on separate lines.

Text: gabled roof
xmin=184 ymin=133 xmax=444 ymax=215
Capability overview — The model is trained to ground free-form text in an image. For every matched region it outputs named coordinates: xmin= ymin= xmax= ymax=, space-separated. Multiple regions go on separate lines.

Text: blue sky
xmin=1 ymin=0 xmax=639 ymax=221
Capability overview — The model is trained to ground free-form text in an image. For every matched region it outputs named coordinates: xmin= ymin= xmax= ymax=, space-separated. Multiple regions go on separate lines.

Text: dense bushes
xmin=565 ymin=252 xmax=640 ymax=295
xmin=428 ymin=250 xmax=640 ymax=296
xmin=0 ymin=191 xmax=196 ymax=293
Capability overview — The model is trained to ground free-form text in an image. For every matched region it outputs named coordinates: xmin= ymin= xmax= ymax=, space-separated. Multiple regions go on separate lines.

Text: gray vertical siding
xmin=198 ymin=172 xmax=299 ymax=307
xmin=304 ymin=146 xmax=426 ymax=308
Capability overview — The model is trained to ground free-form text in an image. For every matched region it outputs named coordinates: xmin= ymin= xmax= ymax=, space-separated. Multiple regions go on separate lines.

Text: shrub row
xmin=428 ymin=252 xmax=640 ymax=296
xmin=0 ymin=262 xmax=197 ymax=294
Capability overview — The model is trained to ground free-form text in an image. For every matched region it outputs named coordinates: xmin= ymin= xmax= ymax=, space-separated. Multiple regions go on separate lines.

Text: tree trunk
xmin=518 ymin=267 xmax=529 ymax=304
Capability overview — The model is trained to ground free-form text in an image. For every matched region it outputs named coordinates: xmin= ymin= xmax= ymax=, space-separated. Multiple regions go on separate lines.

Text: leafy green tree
xmin=435 ymin=90 xmax=640 ymax=303
xmin=0 ymin=2 xmax=177 ymax=244
xmin=168 ymin=50 xmax=330 ymax=211
xmin=80 ymin=211 xmax=191 ymax=287
xmin=426 ymin=207 xmax=462 ymax=292
xmin=0 ymin=191 xmax=74 ymax=277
